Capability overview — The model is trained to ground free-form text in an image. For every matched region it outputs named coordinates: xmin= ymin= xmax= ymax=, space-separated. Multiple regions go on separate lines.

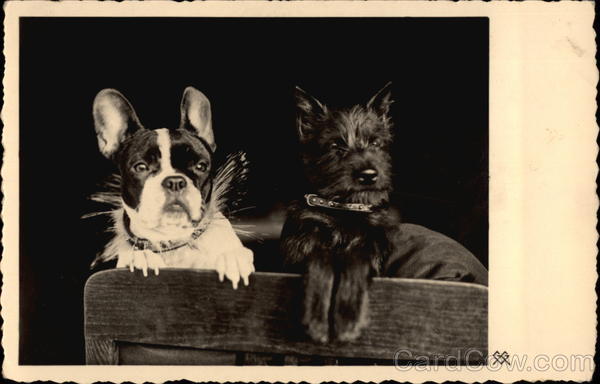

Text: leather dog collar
xmin=123 ymin=213 xmax=206 ymax=253
xmin=304 ymin=193 xmax=374 ymax=213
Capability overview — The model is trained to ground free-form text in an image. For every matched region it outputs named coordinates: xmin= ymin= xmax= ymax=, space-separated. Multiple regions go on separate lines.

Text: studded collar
xmin=123 ymin=212 xmax=206 ymax=253
xmin=304 ymin=193 xmax=374 ymax=213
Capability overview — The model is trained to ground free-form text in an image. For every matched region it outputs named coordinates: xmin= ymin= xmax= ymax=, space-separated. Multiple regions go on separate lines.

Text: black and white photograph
xmin=2 ymin=1 xmax=596 ymax=382
xmin=18 ymin=14 xmax=489 ymax=366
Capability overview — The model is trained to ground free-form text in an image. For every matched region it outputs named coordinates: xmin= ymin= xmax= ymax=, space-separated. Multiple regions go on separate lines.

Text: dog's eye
xmin=195 ymin=162 xmax=208 ymax=172
xmin=133 ymin=162 xmax=149 ymax=173
xmin=370 ymin=139 xmax=382 ymax=148
xmin=329 ymin=140 xmax=345 ymax=151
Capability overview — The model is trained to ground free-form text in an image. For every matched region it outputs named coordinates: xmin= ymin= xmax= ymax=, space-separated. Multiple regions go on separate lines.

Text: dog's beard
xmin=318 ymin=187 xmax=389 ymax=207
xmin=318 ymin=178 xmax=390 ymax=206
xmin=346 ymin=189 xmax=389 ymax=206
xmin=125 ymin=173 xmax=203 ymax=242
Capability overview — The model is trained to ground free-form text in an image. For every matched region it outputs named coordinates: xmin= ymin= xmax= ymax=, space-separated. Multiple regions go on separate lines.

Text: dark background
xmin=19 ymin=17 xmax=488 ymax=364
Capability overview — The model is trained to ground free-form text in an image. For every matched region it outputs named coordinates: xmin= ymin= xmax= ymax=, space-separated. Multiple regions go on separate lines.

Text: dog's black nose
xmin=356 ymin=169 xmax=378 ymax=185
xmin=162 ymin=176 xmax=187 ymax=192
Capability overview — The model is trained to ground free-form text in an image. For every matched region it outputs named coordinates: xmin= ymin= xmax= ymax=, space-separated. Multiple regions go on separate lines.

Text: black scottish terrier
xmin=281 ymin=83 xmax=402 ymax=343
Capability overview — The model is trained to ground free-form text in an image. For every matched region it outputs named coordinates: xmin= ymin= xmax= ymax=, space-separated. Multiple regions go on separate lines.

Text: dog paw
xmin=117 ymin=250 xmax=165 ymax=277
xmin=332 ymin=268 xmax=370 ymax=342
xmin=215 ymin=247 xmax=254 ymax=289
xmin=302 ymin=261 xmax=335 ymax=343
xmin=132 ymin=250 xmax=149 ymax=276
xmin=305 ymin=318 xmax=330 ymax=344
xmin=334 ymin=294 xmax=369 ymax=342
xmin=145 ymin=252 xmax=166 ymax=275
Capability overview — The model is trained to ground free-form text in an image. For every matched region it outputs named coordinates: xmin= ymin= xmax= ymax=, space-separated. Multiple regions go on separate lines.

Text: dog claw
xmin=216 ymin=257 xmax=225 ymax=282
xmin=132 ymin=250 xmax=149 ymax=276
xmin=214 ymin=248 xmax=254 ymax=289
xmin=316 ymin=335 xmax=328 ymax=344
xmin=336 ymin=328 xmax=362 ymax=343
xmin=145 ymin=252 xmax=165 ymax=277
xmin=306 ymin=322 xmax=329 ymax=344
xmin=228 ymin=274 xmax=240 ymax=289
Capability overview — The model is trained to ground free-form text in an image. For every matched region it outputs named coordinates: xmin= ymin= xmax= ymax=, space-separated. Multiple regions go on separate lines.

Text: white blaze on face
xmin=123 ymin=128 xmax=204 ymax=243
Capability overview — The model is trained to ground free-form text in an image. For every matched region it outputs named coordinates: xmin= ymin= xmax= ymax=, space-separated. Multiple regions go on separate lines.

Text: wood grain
xmin=86 ymin=337 xmax=118 ymax=364
xmin=84 ymin=269 xmax=487 ymax=364
xmin=118 ymin=342 xmax=237 ymax=365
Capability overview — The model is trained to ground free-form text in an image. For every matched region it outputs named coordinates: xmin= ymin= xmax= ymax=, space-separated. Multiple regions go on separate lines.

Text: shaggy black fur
xmin=281 ymin=83 xmax=403 ymax=343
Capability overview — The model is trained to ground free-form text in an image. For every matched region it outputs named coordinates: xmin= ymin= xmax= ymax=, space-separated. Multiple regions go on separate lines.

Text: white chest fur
xmin=106 ymin=209 xmax=255 ymax=288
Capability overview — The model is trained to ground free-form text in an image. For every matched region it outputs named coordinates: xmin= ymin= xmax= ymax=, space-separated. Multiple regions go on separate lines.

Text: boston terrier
xmin=90 ymin=86 xmax=254 ymax=289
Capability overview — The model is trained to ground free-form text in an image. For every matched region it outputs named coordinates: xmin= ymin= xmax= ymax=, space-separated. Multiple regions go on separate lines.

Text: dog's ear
xmin=367 ymin=81 xmax=394 ymax=116
xmin=93 ymin=89 xmax=143 ymax=159
xmin=295 ymin=86 xmax=327 ymax=140
xmin=179 ymin=86 xmax=216 ymax=152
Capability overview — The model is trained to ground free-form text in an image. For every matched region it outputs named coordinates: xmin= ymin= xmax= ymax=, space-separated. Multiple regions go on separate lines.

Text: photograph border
xmin=2 ymin=1 xmax=597 ymax=382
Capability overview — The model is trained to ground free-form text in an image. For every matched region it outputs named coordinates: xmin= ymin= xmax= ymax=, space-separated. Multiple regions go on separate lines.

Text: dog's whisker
xmin=81 ymin=211 xmax=112 ymax=219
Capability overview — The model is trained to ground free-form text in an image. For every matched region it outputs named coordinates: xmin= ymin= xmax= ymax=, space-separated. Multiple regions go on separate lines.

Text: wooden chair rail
xmin=84 ymin=269 xmax=487 ymax=365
